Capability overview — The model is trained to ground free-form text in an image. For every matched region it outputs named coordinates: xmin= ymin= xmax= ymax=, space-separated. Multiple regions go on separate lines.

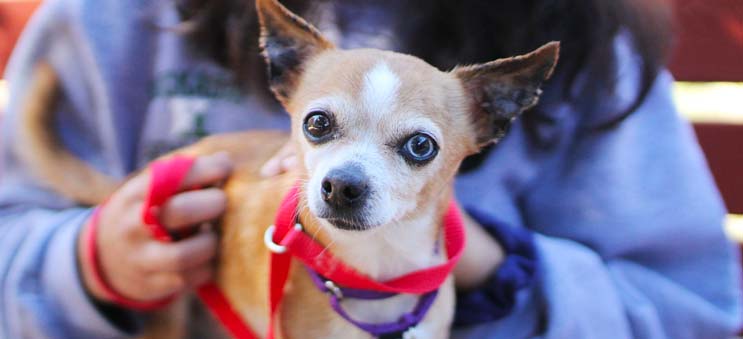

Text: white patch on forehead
xmin=362 ymin=62 xmax=401 ymax=118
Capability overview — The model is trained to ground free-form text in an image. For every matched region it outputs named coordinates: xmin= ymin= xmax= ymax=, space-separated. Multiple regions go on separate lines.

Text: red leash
xmin=86 ymin=156 xmax=464 ymax=339
xmin=196 ymin=282 xmax=258 ymax=338
xmin=84 ymin=207 xmax=177 ymax=311
xmin=140 ymin=156 xmax=260 ymax=339
xmin=84 ymin=156 xmax=259 ymax=338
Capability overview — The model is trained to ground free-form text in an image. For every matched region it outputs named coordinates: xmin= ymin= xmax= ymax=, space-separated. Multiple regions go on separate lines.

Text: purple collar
xmin=306 ymin=267 xmax=438 ymax=338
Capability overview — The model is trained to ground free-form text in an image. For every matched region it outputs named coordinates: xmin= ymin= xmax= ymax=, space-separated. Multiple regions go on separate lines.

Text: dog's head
xmin=257 ymin=0 xmax=558 ymax=232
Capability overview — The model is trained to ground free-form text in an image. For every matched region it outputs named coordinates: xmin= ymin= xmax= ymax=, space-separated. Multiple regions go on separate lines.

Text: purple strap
xmin=307 ymin=267 xmax=398 ymax=300
xmin=330 ymin=290 xmax=438 ymax=336
xmin=306 ymin=267 xmax=439 ymax=337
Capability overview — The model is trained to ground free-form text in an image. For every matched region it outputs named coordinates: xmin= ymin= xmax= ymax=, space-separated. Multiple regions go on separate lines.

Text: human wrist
xmin=39 ymin=208 xmax=145 ymax=336
xmin=453 ymin=206 xmax=539 ymax=327
xmin=76 ymin=207 xmax=112 ymax=304
xmin=74 ymin=208 xmax=148 ymax=333
xmin=454 ymin=211 xmax=506 ymax=289
xmin=77 ymin=205 xmax=177 ymax=310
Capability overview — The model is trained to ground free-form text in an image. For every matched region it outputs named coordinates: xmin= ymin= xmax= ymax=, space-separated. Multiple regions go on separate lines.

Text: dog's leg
xmin=137 ymin=298 xmax=188 ymax=339
xmin=16 ymin=62 xmax=119 ymax=205
xmin=137 ymin=295 xmax=234 ymax=339
xmin=407 ymin=277 xmax=455 ymax=339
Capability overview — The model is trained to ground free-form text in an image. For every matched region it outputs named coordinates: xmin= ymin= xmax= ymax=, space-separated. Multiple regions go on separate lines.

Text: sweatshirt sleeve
xmin=0 ymin=1 xmax=141 ymax=338
xmin=452 ymin=69 xmax=742 ymax=339
xmin=0 ymin=205 xmax=144 ymax=338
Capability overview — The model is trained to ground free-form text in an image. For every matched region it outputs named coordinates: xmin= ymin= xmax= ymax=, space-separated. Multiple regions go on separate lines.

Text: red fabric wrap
xmin=84 ymin=206 xmax=177 ymax=311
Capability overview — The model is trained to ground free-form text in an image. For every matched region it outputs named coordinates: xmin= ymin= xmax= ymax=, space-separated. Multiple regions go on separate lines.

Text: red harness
xmin=85 ymin=156 xmax=465 ymax=338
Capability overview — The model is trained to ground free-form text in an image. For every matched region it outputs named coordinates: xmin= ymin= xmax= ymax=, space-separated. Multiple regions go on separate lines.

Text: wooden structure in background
xmin=670 ymin=0 xmax=743 ymax=214
xmin=670 ymin=0 xmax=743 ymax=82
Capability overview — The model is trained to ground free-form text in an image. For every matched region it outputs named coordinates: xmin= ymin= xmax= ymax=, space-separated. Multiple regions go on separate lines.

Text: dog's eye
xmin=400 ymin=133 xmax=438 ymax=166
xmin=303 ymin=111 xmax=333 ymax=142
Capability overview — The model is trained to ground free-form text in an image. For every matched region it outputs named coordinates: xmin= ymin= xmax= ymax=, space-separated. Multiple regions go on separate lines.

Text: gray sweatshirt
xmin=1 ymin=0 xmax=740 ymax=338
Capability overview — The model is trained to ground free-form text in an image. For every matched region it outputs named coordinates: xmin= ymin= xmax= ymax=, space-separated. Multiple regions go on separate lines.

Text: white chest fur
xmin=315 ymin=211 xmax=453 ymax=339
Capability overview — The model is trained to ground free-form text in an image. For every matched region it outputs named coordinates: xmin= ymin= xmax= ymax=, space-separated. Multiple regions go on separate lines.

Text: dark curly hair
xmin=175 ymin=0 xmax=673 ymax=165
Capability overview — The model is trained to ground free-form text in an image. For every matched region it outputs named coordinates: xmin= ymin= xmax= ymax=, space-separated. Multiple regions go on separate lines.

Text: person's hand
xmin=77 ymin=152 xmax=233 ymax=304
xmin=454 ymin=211 xmax=505 ymax=290
xmin=260 ymin=142 xmax=297 ymax=177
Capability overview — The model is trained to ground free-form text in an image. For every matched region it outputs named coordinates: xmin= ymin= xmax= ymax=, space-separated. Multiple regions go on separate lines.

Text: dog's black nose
xmin=321 ymin=167 xmax=369 ymax=209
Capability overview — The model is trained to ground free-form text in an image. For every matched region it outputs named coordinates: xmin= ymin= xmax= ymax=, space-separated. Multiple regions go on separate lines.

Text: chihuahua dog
xmin=17 ymin=0 xmax=558 ymax=337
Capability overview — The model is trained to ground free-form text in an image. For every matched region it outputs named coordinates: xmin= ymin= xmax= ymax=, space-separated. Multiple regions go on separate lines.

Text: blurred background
xmin=0 ymin=1 xmax=742 ymax=229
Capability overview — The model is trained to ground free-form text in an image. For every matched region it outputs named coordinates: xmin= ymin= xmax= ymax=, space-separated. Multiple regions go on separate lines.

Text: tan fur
xmin=454 ymin=42 xmax=560 ymax=146
xmin=256 ymin=0 xmax=334 ymax=104
xmin=144 ymin=129 xmax=453 ymax=338
xmin=17 ymin=62 xmax=118 ymax=205
xmin=18 ymin=0 xmax=558 ymax=337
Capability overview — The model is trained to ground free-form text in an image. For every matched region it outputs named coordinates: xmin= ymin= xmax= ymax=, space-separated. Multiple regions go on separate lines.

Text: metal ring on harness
xmin=264 ymin=223 xmax=303 ymax=254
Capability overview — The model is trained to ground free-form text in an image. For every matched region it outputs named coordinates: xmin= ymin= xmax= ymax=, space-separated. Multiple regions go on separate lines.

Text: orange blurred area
xmin=0 ymin=1 xmax=41 ymax=76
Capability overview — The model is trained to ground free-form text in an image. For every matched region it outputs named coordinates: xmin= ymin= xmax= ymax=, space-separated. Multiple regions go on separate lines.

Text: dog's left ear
xmin=454 ymin=42 xmax=559 ymax=147
xmin=256 ymin=0 xmax=334 ymax=104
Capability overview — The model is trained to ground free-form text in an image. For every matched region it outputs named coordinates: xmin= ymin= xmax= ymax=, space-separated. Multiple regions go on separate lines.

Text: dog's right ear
xmin=256 ymin=0 xmax=334 ymax=104
xmin=454 ymin=42 xmax=559 ymax=147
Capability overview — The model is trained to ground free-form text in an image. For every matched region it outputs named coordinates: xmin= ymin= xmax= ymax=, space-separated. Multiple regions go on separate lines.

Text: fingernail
xmin=259 ymin=160 xmax=277 ymax=177
xmin=200 ymin=222 xmax=214 ymax=233
xmin=211 ymin=152 xmax=233 ymax=169
xmin=212 ymin=151 xmax=229 ymax=162
xmin=282 ymin=156 xmax=298 ymax=170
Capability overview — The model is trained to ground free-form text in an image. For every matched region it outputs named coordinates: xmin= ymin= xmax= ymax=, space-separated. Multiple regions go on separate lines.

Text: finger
xmin=140 ymin=231 xmax=218 ymax=272
xmin=184 ymin=265 xmax=215 ymax=288
xmin=260 ymin=155 xmax=282 ymax=177
xmin=146 ymin=265 xmax=214 ymax=297
xmin=147 ymin=272 xmax=188 ymax=296
xmin=159 ymin=188 xmax=227 ymax=230
xmin=260 ymin=143 xmax=294 ymax=177
xmin=116 ymin=171 xmax=150 ymax=203
xmin=180 ymin=152 xmax=233 ymax=190
xmin=280 ymin=155 xmax=298 ymax=173
xmin=114 ymin=152 xmax=231 ymax=203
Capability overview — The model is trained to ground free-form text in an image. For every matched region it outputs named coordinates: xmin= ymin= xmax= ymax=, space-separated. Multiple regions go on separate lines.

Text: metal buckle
xmin=263 ymin=223 xmax=303 ymax=254
xmin=402 ymin=327 xmax=418 ymax=339
xmin=324 ymin=280 xmax=344 ymax=299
